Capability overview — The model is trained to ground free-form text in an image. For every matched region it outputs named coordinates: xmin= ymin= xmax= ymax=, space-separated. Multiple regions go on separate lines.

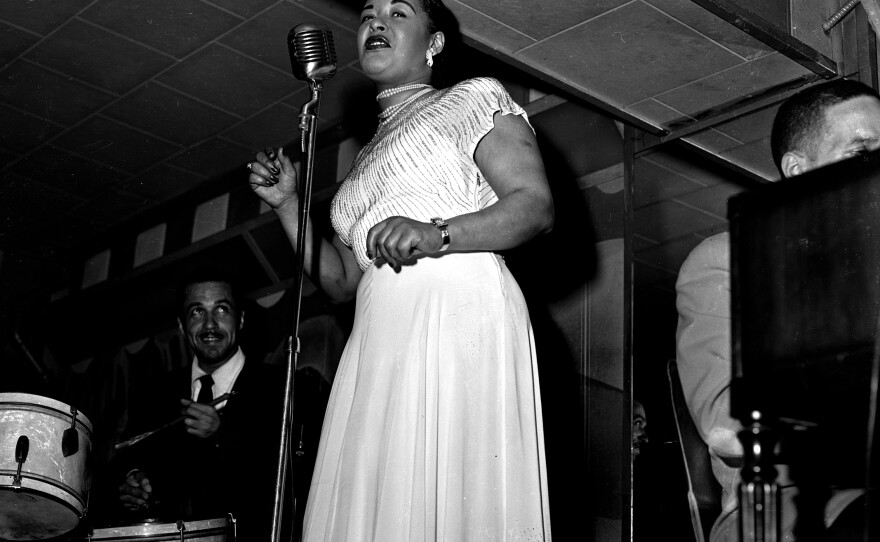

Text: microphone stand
xmin=271 ymin=77 xmax=324 ymax=542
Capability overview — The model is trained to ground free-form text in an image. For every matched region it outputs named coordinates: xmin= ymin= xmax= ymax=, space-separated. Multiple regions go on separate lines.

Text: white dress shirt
xmin=190 ymin=347 xmax=245 ymax=410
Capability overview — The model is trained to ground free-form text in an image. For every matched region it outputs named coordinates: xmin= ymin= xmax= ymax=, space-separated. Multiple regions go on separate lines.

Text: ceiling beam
xmin=690 ymin=0 xmax=838 ymax=78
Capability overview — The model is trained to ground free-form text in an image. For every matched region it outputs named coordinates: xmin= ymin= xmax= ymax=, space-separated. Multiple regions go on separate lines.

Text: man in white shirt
xmin=115 ymin=267 xmax=285 ymax=541
xmin=676 ymin=78 xmax=880 ymax=542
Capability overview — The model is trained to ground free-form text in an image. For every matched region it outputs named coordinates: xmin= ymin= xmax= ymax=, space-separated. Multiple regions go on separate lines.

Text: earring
xmin=425 ymin=49 xmax=434 ymax=68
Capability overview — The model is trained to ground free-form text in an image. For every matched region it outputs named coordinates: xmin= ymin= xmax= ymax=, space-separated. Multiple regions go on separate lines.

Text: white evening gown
xmin=302 ymin=78 xmax=551 ymax=542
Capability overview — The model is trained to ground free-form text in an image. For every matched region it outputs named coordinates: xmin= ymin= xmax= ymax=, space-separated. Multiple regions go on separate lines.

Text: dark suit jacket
xmin=114 ymin=357 xmax=286 ymax=541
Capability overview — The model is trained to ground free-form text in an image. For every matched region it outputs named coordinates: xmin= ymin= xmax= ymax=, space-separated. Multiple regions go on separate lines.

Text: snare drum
xmin=87 ymin=517 xmax=235 ymax=541
xmin=0 ymin=393 xmax=93 ymax=540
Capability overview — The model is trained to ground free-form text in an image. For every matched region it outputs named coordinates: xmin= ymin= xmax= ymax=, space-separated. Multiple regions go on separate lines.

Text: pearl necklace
xmin=376 ymin=83 xmax=431 ymax=101
xmin=378 ymin=87 xmax=433 ymax=121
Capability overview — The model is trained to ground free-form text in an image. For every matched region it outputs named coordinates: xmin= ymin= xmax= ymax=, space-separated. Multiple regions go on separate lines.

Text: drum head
xmin=89 ymin=518 xmax=231 ymax=541
xmin=0 ymin=487 xmax=79 ymax=540
xmin=0 ymin=393 xmax=94 ymax=434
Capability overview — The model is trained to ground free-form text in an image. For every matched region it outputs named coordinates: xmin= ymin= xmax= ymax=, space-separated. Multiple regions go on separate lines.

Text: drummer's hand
xmin=119 ymin=470 xmax=153 ymax=511
xmin=181 ymin=399 xmax=221 ymax=439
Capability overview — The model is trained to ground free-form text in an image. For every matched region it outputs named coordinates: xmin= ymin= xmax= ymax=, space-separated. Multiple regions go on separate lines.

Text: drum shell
xmin=0 ymin=392 xmax=93 ymax=540
xmin=87 ymin=518 xmax=234 ymax=541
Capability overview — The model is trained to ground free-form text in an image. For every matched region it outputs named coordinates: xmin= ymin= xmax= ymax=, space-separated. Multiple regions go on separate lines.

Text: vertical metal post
xmin=270 ymin=79 xmax=323 ymax=542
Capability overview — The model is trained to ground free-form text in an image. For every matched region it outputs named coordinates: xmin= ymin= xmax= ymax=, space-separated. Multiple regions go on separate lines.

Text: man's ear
xmin=430 ymin=31 xmax=445 ymax=56
xmin=177 ymin=318 xmax=184 ymax=334
xmin=780 ymin=151 xmax=808 ymax=178
xmin=239 ymin=311 xmax=245 ymax=330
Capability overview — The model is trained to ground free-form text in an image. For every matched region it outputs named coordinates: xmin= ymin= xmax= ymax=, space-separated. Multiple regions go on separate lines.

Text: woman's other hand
xmin=247 ymin=147 xmax=298 ymax=210
xmin=366 ymin=216 xmax=444 ymax=268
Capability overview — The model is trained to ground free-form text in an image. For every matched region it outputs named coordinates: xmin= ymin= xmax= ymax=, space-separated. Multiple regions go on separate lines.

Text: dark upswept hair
xmin=770 ymin=78 xmax=880 ymax=172
xmin=419 ymin=0 xmax=461 ymax=88
xmin=176 ymin=264 xmax=242 ymax=320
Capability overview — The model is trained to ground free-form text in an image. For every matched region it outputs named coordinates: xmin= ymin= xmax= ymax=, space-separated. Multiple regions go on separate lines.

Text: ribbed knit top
xmin=330 ymin=77 xmax=529 ymax=271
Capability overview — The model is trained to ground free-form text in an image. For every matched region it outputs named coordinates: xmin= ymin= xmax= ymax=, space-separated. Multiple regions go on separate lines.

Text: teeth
xmin=365 ymin=36 xmax=389 ymax=49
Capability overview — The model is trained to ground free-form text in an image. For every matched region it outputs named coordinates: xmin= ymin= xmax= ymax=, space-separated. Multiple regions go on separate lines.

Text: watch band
xmin=430 ymin=217 xmax=450 ymax=252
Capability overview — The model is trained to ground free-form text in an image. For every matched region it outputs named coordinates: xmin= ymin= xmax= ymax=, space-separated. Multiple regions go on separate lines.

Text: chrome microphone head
xmin=288 ymin=23 xmax=338 ymax=82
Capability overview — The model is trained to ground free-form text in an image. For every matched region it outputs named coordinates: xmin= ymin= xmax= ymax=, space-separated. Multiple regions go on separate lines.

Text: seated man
xmin=675 ymin=78 xmax=880 ymax=542
xmin=112 ymin=267 xmax=285 ymax=541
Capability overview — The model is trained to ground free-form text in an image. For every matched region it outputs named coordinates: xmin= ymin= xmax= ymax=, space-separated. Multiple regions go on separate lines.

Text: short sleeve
xmin=443 ymin=77 xmax=530 ymax=160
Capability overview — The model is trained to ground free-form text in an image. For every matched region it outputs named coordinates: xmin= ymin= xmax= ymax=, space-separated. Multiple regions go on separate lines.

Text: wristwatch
xmin=430 ymin=217 xmax=450 ymax=252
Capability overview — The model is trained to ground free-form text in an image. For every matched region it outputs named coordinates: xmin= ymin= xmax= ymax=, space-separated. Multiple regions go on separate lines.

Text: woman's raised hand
xmin=247 ymin=147 xmax=299 ymax=210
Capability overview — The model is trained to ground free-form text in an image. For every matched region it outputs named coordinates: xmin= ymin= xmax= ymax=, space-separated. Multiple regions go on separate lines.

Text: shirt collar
xmin=191 ymin=347 xmax=245 ymax=406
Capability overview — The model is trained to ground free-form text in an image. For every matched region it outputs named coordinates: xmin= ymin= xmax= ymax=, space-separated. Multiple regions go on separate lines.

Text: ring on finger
xmin=246 ymin=162 xmax=253 ymax=171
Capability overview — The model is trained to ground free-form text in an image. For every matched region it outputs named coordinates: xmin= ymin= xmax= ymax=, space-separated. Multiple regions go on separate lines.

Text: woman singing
xmin=248 ymin=1 xmax=554 ymax=539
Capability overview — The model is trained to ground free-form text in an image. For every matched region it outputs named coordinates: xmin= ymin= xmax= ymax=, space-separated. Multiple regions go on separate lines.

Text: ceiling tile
xmin=718 ymin=136 xmax=779 ymax=180
xmin=0 ymin=0 xmax=92 ymax=35
xmin=82 ymin=0 xmax=244 ymax=58
xmin=635 ymin=234 xmax=706 ymax=274
xmin=634 ymin=199 xmax=725 ymax=243
xmin=209 ymin=0 xmax=278 ymax=19
xmin=224 ymin=102 xmax=301 ymax=151
xmin=0 ymin=61 xmax=116 ymax=126
xmin=0 ymin=105 xmax=60 ymax=153
xmin=674 ymin=182 xmax=746 ymax=220
xmin=25 ymin=19 xmax=174 ymax=94
xmin=632 ymin=233 xmax=659 ymax=252
xmin=293 ymin=0 xmax=362 ymax=31
xmin=281 ymin=84 xmax=312 ymax=111
xmin=457 ymin=0 xmax=630 ymax=41
xmin=711 ymin=104 xmax=779 ymax=144
xmin=626 ymin=98 xmax=688 ymax=129
xmin=53 ymin=116 xmax=182 ymax=173
xmin=0 ymin=171 xmax=86 ymax=220
xmin=683 ymin=128 xmax=743 ymax=154
xmin=643 ymin=0 xmax=773 ymax=61
xmin=157 ymin=43 xmax=292 ymax=117
xmin=639 ymin=146 xmax=739 ymax=187
xmin=0 ymin=214 xmax=67 ymax=258
xmin=309 ymin=66 xmax=377 ymax=128
xmin=166 ymin=137 xmax=253 ymax=177
xmin=68 ymin=188 xmax=153 ymax=224
xmin=103 ymin=82 xmax=240 ymax=145
xmin=221 ymin=2 xmax=359 ymax=74
xmin=518 ymin=1 xmax=744 ymax=107
xmin=446 ymin=0 xmax=535 ymax=53
xmin=633 ymin=155 xmax=706 ymax=209
xmin=0 ymin=21 xmax=39 ymax=67
xmin=116 ymin=164 xmax=208 ymax=202
xmin=654 ymin=52 xmax=812 ymax=117
xmin=9 ymin=146 xmax=128 ymax=198
xmin=52 ymin=214 xmax=114 ymax=247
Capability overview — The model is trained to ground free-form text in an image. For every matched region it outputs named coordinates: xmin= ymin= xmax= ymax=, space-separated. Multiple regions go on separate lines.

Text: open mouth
xmin=365 ymin=35 xmax=390 ymax=50
xmin=200 ymin=333 xmax=225 ymax=343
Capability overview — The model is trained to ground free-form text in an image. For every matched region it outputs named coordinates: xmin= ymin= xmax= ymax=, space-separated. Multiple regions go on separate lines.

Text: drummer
xmin=110 ymin=267 xmax=287 ymax=541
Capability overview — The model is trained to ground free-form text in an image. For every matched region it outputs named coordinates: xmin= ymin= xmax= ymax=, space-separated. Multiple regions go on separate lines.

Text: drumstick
xmin=113 ymin=391 xmax=238 ymax=451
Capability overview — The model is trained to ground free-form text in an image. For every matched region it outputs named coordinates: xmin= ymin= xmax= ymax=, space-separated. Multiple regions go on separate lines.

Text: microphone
xmin=288 ymin=23 xmax=338 ymax=82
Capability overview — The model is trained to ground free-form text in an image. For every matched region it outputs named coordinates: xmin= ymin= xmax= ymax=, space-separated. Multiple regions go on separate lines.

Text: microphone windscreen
xmin=288 ymin=23 xmax=338 ymax=82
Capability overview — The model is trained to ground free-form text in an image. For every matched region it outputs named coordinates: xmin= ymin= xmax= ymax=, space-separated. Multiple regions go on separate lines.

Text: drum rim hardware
xmin=12 ymin=435 xmax=28 ymax=488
